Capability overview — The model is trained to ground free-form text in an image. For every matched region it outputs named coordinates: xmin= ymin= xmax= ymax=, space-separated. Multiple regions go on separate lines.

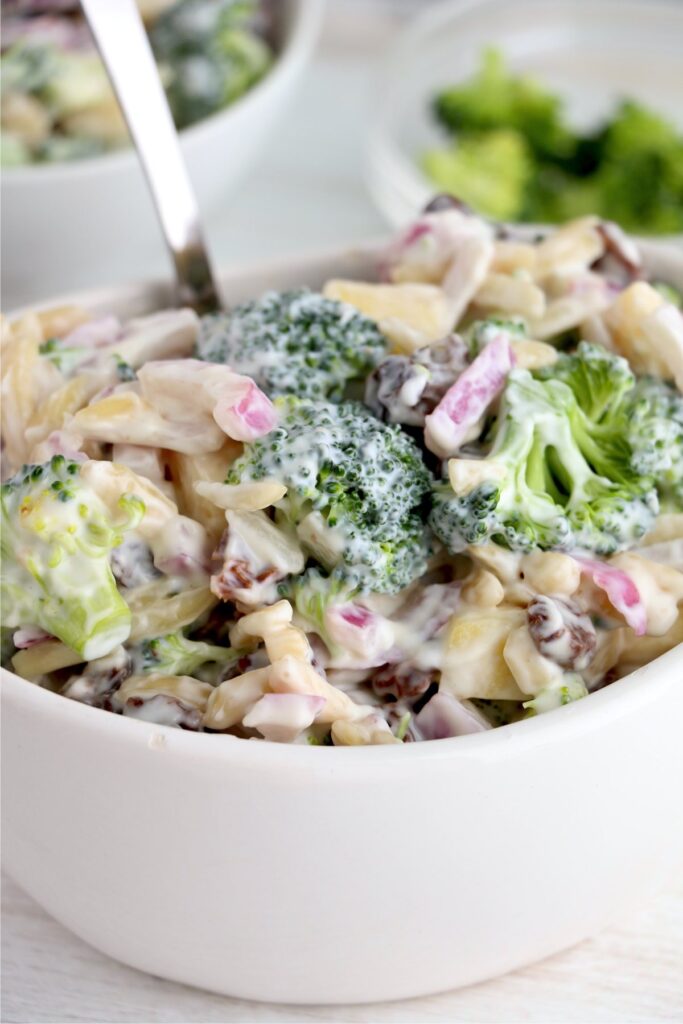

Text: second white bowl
xmin=1 ymin=0 xmax=323 ymax=305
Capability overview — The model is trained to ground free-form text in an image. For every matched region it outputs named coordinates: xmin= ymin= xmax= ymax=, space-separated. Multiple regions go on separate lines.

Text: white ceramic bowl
xmin=0 ymin=0 xmax=323 ymax=304
xmin=366 ymin=0 xmax=683 ymax=228
xmin=2 ymin=242 xmax=683 ymax=1005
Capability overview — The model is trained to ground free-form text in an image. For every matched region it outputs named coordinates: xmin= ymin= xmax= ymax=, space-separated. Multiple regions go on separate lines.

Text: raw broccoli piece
xmin=430 ymin=354 xmax=659 ymax=555
xmin=284 ymin=567 xmax=396 ymax=665
xmin=523 ymin=674 xmax=588 ymax=715
xmin=136 ymin=630 xmax=239 ymax=681
xmin=227 ymin=397 xmax=434 ymax=593
xmin=427 ymin=50 xmax=683 ymax=235
xmin=535 ymin=341 xmax=635 ymax=422
xmin=283 ymin=567 xmax=351 ymax=656
xmin=422 ymin=128 xmax=533 ymax=221
xmin=539 ymin=345 xmax=683 ymax=508
xmin=466 ymin=316 xmax=528 ymax=357
xmin=623 ymin=376 xmax=683 ymax=509
xmin=197 ymin=290 xmax=387 ymax=402
xmin=0 ymin=456 xmax=141 ymax=660
xmin=432 ymin=49 xmax=575 ymax=163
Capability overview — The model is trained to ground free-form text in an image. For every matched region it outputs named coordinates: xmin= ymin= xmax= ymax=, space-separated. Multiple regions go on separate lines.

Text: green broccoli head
xmin=282 ymin=567 xmax=351 ymax=657
xmin=430 ymin=352 xmax=660 ymax=555
xmin=197 ymin=290 xmax=387 ymax=402
xmin=539 ymin=345 xmax=683 ymax=510
xmin=595 ymin=101 xmax=683 ymax=235
xmin=624 ymin=375 xmax=683 ymax=509
xmin=0 ymin=456 xmax=141 ymax=660
xmin=135 ymin=630 xmax=239 ymax=682
xmin=536 ymin=341 xmax=635 ymax=422
xmin=432 ymin=48 xmax=575 ymax=163
xmin=467 ymin=315 xmax=528 ymax=357
xmin=429 ymin=380 xmax=574 ymax=552
xmin=422 ymin=128 xmax=533 ymax=222
xmin=227 ymin=397 xmax=434 ymax=593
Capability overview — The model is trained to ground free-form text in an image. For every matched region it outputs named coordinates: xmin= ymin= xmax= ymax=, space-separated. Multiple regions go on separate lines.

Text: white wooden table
xmin=3 ymin=872 xmax=682 ymax=1023
xmin=2 ymin=5 xmax=683 ymax=1020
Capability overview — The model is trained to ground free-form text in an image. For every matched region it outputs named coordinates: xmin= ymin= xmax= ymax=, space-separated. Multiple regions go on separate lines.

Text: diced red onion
xmin=13 ymin=626 xmax=52 ymax=649
xmin=325 ymin=603 xmax=395 ymax=662
xmin=415 ymin=692 xmax=491 ymax=740
xmin=572 ymin=555 xmax=647 ymax=636
xmin=424 ymin=333 xmax=514 ymax=457
xmin=213 ymin=377 xmax=277 ymax=442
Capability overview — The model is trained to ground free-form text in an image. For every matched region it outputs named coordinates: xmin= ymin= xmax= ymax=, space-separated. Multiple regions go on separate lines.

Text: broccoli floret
xmin=0 ymin=456 xmax=141 ymax=660
xmin=197 ymin=289 xmax=387 ymax=402
xmin=427 ymin=51 xmax=683 ymax=235
xmin=430 ymin=351 xmax=659 ymax=555
xmin=623 ymin=376 xmax=683 ymax=509
xmin=595 ymin=102 xmax=683 ymax=235
xmin=523 ymin=674 xmax=588 ymax=715
xmin=432 ymin=49 xmax=575 ymax=163
xmin=539 ymin=345 xmax=683 ymax=509
xmin=466 ymin=316 xmax=528 ymax=357
xmin=283 ymin=567 xmax=351 ymax=657
xmin=536 ymin=341 xmax=635 ymax=421
xmin=136 ymin=630 xmax=239 ymax=681
xmin=227 ymin=397 xmax=434 ymax=593
xmin=422 ymin=128 xmax=533 ymax=221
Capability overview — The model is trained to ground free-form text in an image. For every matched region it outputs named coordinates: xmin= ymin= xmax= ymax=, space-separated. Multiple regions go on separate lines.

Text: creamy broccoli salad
xmin=0 ymin=0 xmax=272 ymax=166
xmin=2 ymin=202 xmax=683 ymax=743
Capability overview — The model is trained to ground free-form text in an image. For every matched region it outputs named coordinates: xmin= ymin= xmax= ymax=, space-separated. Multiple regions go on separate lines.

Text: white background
xmin=2 ymin=3 xmax=683 ymax=1021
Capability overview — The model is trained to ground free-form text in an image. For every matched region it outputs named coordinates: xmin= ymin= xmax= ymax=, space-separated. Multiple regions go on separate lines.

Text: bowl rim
xmin=2 ymin=644 xmax=680 ymax=766
xmin=0 ymin=0 xmax=324 ymax=185
xmin=2 ymin=236 xmax=682 ymax=765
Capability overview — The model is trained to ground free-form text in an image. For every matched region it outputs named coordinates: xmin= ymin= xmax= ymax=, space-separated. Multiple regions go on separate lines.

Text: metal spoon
xmin=80 ymin=0 xmax=221 ymax=314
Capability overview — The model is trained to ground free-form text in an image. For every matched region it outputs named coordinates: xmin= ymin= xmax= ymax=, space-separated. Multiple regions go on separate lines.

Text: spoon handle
xmin=81 ymin=0 xmax=221 ymax=313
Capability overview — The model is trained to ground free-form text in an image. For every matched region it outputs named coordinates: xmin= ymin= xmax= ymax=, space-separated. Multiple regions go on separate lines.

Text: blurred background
xmin=2 ymin=0 xmax=682 ymax=307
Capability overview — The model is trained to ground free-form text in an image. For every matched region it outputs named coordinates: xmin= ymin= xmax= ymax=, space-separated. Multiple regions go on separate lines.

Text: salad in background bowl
xmin=0 ymin=0 xmax=323 ymax=305
xmin=1 ymin=0 xmax=274 ymax=165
